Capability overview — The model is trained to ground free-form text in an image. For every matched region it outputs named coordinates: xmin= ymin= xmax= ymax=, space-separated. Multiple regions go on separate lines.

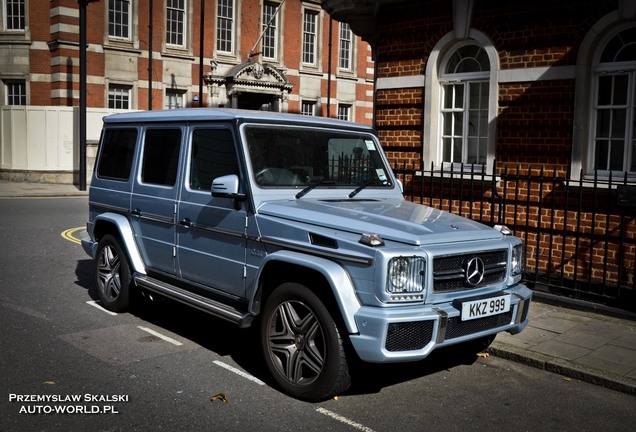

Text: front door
xmin=176 ymin=126 xmax=248 ymax=298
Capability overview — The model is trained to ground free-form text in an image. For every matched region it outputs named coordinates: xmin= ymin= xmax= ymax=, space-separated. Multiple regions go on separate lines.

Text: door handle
xmin=178 ymin=218 xmax=192 ymax=228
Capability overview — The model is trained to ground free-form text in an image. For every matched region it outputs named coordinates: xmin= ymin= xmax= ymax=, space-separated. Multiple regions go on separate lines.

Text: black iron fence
xmin=393 ymin=162 xmax=636 ymax=312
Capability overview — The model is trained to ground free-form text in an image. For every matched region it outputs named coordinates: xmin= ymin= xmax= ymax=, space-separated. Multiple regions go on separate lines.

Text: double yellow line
xmin=61 ymin=227 xmax=84 ymax=245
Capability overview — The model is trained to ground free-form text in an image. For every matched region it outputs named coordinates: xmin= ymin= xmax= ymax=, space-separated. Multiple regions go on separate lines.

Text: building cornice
xmin=320 ymin=0 xmax=406 ymax=57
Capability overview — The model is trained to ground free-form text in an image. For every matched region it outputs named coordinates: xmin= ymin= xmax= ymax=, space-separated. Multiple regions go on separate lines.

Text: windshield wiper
xmin=295 ymin=177 xmax=335 ymax=199
xmin=348 ymin=178 xmax=375 ymax=199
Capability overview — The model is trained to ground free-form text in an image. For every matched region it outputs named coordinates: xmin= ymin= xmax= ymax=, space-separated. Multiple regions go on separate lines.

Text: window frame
xmin=587 ymin=27 xmax=636 ymax=177
xmin=108 ymin=0 xmax=131 ymax=41
xmin=301 ymin=100 xmax=316 ymax=116
xmin=108 ymin=84 xmax=132 ymax=109
xmin=166 ymin=0 xmax=187 ymax=49
xmin=338 ymin=22 xmax=353 ymax=71
xmin=424 ymin=32 xmax=499 ymax=174
xmin=4 ymin=79 xmax=26 ymax=105
xmin=337 ymin=104 xmax=352 ymax=121
xmin=3 ymin=0 xmax=25 ymax=32
xmin=165 ymin=88 xmax=186 ymax=109
xmin=302 ymin=8 xmax=319 ymax=67
xmin=216 ymin=0 xmax=235 ymax=55
xmin=261 ymin=1 xmax=280 ymax=61
xmin=438 ymin=44 xmax=491 ymax=170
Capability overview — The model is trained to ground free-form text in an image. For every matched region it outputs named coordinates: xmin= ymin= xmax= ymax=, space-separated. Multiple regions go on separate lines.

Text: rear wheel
xmin=94 ymin=234 xmax=131 ymax=312
xmin=260 ymin=282 xmax=351 ymax=401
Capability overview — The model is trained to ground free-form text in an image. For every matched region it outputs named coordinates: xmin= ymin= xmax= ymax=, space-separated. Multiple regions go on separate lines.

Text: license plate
xmin=461 ymin=294 xmax=511 ymax=321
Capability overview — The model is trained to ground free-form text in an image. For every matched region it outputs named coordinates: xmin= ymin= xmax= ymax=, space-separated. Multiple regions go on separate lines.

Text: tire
xmin=94 ymin=234 xmax=132 ymax=312
xmin=260 ymin=282 xmax=351 ymax=401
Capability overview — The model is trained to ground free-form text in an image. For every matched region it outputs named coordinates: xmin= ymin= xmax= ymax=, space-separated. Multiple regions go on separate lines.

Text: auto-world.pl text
xmin=9 ymin=394 xmax=127 ymax=414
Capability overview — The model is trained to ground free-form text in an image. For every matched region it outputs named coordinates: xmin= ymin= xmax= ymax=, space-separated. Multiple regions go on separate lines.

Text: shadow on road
xmin=74 ymin=259 xmax=99 ymax=301
xmin=73 ymin=259 xmax=479 ymax=399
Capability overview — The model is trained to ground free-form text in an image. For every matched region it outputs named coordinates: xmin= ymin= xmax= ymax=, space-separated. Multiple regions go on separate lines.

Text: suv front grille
xmin=445 ymin=311 xmax=514 ymax=340
xmin=433 ymin=250 xmax=508 ymax=293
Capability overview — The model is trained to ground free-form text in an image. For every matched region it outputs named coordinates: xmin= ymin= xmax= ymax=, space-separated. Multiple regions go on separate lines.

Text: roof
xmin=102 ymin=108 xmax=372 ymax=131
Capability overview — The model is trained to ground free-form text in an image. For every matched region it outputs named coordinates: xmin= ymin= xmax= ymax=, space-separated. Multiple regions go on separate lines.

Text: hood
xmin=257 ymin=198 xmax=501 ymax=246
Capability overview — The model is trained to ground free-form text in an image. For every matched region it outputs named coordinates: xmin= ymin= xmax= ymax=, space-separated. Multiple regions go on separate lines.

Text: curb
xmin=489 ymin=341 xmax=636 ymax=396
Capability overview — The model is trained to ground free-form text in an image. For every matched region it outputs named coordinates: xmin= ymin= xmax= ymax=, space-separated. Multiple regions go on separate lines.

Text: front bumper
xmin=349 ymin=284 xmax=532 ymax=362
xmin=81 ymin=237 xmax=97 ymax=259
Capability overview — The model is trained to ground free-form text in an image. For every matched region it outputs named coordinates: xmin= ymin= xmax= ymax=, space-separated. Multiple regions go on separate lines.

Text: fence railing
xmin=393 ymin=162 xmax=636 ymax=312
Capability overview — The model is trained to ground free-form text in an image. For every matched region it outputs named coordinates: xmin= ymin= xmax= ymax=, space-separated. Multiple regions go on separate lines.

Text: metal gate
xmin=393 ymin=162 xmax=636 ymax=312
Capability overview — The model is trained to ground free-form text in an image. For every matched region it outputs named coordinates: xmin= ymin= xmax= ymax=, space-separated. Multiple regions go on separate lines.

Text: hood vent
xmin=309 ymin=233 xmax=338 ymax=249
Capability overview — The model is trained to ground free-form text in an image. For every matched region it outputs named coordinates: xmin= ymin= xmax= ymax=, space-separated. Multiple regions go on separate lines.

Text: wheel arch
xmin=251 ymin=250 xmax=361 ymax=334
xmin=92 ymin=213 xmax=146 ymax=275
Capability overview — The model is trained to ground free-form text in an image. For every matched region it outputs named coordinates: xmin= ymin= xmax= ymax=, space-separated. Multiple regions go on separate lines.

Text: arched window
xmin=424 ymin=32 xmax=498 ymax=174
xmin=439 ymin=44 xmax=491 ymax=167
xmin=591 ymin=27 xmax=636 ymax=174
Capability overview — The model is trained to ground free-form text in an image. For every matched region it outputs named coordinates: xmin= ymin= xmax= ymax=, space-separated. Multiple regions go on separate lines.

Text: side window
xmin=141 ymin=129 xmax=182 ymax=186
xmin=189 ymin=128 xmax=239 ymax=191
xmin=96 ymin=128 xmax=138 ymax=181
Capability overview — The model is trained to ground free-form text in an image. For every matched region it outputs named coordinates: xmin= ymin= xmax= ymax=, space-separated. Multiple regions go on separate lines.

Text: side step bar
xmin=134 ymin=275 xmax=253 ymax=328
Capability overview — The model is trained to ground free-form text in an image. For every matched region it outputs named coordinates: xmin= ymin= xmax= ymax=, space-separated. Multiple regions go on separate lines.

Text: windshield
xmin=244 ymin=125 xmax=393 ymax=190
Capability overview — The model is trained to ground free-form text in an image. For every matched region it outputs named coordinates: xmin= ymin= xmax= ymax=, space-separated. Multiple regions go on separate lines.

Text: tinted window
xmin=96 ymin=128 xmax=138 ymax=181
xmin=141 ymin=128 xmax=182 ymax=186
xmin=190 ymin=128 xmax=239 ymax=191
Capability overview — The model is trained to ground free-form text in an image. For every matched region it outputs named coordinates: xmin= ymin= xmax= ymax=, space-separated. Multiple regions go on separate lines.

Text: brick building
xmin=0 ymin=0 xmax=373 ymax=117
xmin=323 ymin=0 xmax=636 ymax=310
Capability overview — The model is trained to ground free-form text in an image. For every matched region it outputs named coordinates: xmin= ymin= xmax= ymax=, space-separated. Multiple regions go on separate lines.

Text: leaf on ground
xmin=42 ymin=381 xmax=56 ymax=385
xmin=210 ymin=392 xmax=228 ymax=403
xmin=477 ymin=352 xmax=490 ymax=358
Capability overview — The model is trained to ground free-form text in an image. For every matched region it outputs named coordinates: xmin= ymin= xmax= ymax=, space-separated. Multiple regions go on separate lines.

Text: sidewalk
xmin=0 ymin=180 xmax=88 ymax=198
xmin=2 ymin=180 xmax=635 ymax=395
xmin=491 ymin=300 xmax=636 ymax=395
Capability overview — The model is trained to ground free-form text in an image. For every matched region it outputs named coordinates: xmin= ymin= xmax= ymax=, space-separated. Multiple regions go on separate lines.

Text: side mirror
xmin=211 ymin=174 xmax=246 ymax=200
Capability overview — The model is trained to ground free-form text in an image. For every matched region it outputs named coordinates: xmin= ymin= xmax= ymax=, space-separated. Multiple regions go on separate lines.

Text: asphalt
xmin=1 ymin=180 xmax=635 ymax=396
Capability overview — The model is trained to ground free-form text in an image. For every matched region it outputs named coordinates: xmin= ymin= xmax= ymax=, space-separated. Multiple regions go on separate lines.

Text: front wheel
xmin=260 ymin=283 xmax=351 ymax=401
xmin=94 ymin=234 xmax=132 ymax=312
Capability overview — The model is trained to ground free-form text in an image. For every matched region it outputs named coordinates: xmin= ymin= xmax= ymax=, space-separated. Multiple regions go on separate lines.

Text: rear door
xmin=176 ymin=125 xmax=248 ymax=298
xmin=130 ymin=127 xmax=183 ymax=275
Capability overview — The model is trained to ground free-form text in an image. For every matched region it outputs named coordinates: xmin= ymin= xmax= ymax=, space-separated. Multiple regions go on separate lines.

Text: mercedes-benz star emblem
xmin=464 ymin=257 xmax=485 ymax=286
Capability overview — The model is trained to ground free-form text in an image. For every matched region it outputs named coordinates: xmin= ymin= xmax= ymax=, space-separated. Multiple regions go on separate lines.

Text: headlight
xmin=387 ymin=256 xmax=425 ymax=302
xmin=511 ymin=244 xmax=523 ymax=276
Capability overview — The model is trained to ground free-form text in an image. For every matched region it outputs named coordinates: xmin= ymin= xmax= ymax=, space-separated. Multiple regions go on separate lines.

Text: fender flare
xmin=252 ymin=250 xmax=361 ymax=334
xmin=92 ymin=213 xmax=146 ymax=275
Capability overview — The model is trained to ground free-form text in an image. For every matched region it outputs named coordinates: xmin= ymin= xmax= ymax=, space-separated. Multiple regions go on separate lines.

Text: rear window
xmin=96 ymin=128 xmax=138 ymax=181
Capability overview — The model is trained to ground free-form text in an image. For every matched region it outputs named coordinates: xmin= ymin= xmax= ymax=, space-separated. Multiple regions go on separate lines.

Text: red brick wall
xmin=373 ymin=0 xmax=614 ymax=171
xmin=26 ymin=1 xmax=373 ymax=118
xmin=377 ymin=0 xmax=634 ymax=307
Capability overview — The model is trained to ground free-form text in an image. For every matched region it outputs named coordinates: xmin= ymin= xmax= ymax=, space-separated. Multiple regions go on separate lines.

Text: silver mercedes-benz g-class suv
xmin=82 ymin=108 xmax=531 ymax=401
